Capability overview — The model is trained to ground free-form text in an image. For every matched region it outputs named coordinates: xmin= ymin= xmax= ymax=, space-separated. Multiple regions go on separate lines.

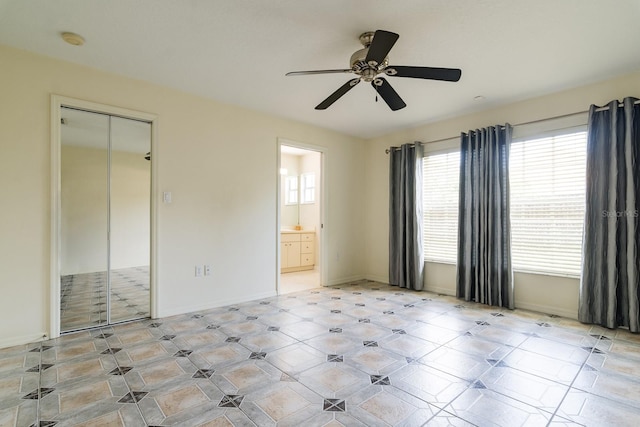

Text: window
xmin=285 ymin=176 xmax=298 ymax=205
xmin=300 ymin=173 xmax=315 ymax=204
xmin=509 ymin=130 xmax=587 ymax=277
xmin=422 ymin=151 xmax=460 ymax=263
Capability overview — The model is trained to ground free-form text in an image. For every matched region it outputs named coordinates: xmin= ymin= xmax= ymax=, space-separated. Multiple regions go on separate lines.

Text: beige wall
xmin=0 ymin=45 xmax=366 ymax=347
xmin=364 ymin=70 xmax=640 ymax=319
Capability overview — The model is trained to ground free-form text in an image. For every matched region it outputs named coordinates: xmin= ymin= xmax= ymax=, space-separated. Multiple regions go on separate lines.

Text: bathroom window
xmin=300 ymin=173 xmax=315 ymax=204
xmin=285 ymin=176 xmax=298 ymax=205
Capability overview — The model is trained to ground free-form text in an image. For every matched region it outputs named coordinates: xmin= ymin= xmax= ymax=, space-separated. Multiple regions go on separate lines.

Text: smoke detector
xmin=61 ymin=32 xmax=85 ymax=46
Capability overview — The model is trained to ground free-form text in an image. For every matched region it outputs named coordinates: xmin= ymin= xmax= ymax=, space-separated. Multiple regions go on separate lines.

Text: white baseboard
xmin=514 ymin=301 xmax=578 ymax=320
xmin=156 ymin=290 xmax=278 ymax=318
xmin=0 ymin=332 xmax=48 ymax=349
xmin=364 ymin=274 xmax=389 ymax=284
xmin=325 ymin=275 xmax=366 ymax=287
xmin=424 ymin=285 xmax=456 ymax=296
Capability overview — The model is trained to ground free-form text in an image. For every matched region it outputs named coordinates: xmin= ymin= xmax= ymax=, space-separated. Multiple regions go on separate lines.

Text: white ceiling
xmin=2 ymin=0 xmax=639 ymax=139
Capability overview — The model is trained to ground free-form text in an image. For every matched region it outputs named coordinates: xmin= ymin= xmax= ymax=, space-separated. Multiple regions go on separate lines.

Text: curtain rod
xmin=384 ymin=99 xmax=640 ymax=154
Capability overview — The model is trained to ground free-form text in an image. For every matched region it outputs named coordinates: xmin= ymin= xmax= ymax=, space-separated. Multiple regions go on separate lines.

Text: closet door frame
xmin=50 ymin=95 xmax=158 ymax=339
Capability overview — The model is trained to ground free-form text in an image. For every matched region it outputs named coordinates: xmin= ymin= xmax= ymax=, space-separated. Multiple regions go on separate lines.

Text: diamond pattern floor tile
xmin=3 ymin=281 xmax=640 ymax=426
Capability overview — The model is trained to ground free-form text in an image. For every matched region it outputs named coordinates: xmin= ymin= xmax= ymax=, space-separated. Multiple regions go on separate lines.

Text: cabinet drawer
xmin=301 ymin=253 xmax=314 ymax=266
xmin=301 ymin=241 xmax=314 ymax=253
xmin=281 ymin=233 xmax=301 ymax=242
xmin=300 ymin=233 xmax=314 ymax=242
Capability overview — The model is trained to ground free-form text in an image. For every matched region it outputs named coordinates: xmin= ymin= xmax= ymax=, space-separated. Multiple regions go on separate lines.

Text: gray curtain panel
xmin=389 ymin=143 xmax=424 ymax=290
xmin=579 ymin=97 xmax=640 ymax=332
xmin=457 ymin=124 xmax=514 ymax=308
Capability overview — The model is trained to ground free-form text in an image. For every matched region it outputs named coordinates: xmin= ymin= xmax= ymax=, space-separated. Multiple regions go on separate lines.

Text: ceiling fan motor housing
xmin=350 ymin=32 xmax=389 ymax=81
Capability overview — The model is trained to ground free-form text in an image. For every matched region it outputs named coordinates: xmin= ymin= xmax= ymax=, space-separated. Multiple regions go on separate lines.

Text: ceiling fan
xmin=286 ymin=30 xmax=462 ymax=111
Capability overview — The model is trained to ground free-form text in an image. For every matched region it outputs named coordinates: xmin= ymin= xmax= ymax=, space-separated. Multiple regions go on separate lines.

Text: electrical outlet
xmin=195 ymin=265 xmax=203 ymax=277
xmin=204 ymin=265 xmax=211 ymax=276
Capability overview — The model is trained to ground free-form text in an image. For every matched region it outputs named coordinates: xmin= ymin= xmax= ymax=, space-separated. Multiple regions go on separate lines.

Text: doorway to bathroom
xmin=278 ymin=141 xmax=324 ymax=294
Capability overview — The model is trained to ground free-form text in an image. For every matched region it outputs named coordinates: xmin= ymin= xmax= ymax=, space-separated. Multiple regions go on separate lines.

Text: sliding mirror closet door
xmin=59 ymin=107 xmax=151 ymax=332
xmin=109 ymin=116 xmax=151 ymax=323
xmin=60 ymin=108 xmax=110 ymax=331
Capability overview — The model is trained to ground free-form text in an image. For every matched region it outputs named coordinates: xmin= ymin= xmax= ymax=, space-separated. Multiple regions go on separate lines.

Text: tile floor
xmin=279 ymin=269 xmax=321 ymax=294
xmin=60 ymin=266 xmax=150 ymax=332
xmin=3 ymin=280 xmax=640 ymax=426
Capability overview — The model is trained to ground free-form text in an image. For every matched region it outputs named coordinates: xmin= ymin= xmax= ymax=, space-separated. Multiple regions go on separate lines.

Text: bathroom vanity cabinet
xmin=281 ymin=231 xmax=315 ymax=273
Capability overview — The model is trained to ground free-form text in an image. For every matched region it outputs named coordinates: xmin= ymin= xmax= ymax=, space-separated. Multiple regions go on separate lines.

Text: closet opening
xmin=51 ymin=96 xmax=157 ymax=337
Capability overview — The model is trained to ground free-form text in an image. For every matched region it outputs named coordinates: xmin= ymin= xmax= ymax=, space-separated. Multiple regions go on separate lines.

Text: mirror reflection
xmin=60 ymin=107 xmax=150 ymax=332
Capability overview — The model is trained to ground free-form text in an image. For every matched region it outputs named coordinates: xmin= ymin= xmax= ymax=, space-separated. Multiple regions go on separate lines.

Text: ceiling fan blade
xmin=315 ymin=78 xmax=361 ymax=110
xmin=386 ymin=66 xmax=462 ymax=82
xmin=371 ymin=78 xmax=406 ymax=111
xmin=365 ymin=30 xmax=399 ymax=67
xmin=286 ymin=69 xmax=353 ymax=76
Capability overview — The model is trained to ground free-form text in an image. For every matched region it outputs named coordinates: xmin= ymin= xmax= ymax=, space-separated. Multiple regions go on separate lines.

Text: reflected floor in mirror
xmin=60 ymin=266 xmax=150 ymax=332
xmin=4 ymin=280 xmax=640 ymax=426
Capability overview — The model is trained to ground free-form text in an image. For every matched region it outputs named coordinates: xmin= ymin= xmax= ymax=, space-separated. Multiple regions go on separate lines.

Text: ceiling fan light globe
xmin=362 ymin=68 xmax=378 ymax=82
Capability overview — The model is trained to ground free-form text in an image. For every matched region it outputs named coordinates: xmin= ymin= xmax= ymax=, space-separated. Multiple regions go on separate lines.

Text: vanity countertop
xmin=281 ymin=228 xmax=315 ymax=234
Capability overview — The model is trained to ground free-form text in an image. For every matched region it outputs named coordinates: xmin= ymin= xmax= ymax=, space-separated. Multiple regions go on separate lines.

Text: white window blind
xmin=509 ymin=130 xmax=587 ymax=277
xmin=300 ymin=173 xmax=315 ymax=204
xmin=423 ymin=151 xmax=460 ymax=263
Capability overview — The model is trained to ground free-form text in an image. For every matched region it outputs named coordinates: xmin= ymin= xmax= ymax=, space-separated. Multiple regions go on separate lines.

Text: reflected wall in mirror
xmin=60 ymin=107 xmax=151 ymax=332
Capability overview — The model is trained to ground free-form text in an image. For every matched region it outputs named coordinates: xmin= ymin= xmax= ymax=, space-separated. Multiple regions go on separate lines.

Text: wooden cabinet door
xmin=286 ymin=241 xmax=301 ymax=267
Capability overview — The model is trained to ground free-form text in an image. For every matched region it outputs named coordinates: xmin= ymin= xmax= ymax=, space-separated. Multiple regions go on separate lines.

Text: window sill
xmin=423 ymin=261 xmax=581 ymax=280
xmin=424 ymin=259 xmax=456 ymax=266
xmin=513 ymin=269 xmax=580 ymax=280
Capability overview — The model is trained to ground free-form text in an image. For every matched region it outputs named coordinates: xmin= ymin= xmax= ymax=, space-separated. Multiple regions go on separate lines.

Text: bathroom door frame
xmin=50 ymin=95 xmax=158 ymax=339
xmin=276 ymin=138 xmax=327 ymax=294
